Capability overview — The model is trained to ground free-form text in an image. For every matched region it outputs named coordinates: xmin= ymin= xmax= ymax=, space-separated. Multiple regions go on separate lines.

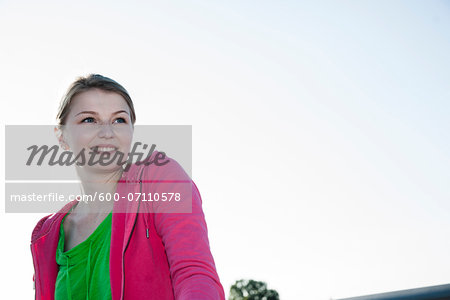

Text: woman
xmin=30 ymin=74 xmax=225 ymax=300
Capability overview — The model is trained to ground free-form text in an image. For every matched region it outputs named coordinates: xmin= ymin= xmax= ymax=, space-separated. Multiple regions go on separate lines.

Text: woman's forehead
xmin=70 ymin=89 xmax=130 ymax=113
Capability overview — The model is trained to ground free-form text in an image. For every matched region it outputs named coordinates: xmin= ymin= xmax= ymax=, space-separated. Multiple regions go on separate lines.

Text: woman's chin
xmin=80 ymin=163 xmax=125 ymax=174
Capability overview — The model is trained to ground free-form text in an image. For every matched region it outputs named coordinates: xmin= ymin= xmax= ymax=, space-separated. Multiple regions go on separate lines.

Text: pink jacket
xmin=30 ymin=153 xmax=225 ymax=299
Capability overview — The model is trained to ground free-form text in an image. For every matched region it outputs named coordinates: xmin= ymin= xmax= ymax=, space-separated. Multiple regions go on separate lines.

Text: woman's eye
xmin=81 ymin=117 xmax=95 ymax=123
xmin=114 ymin=117 xmax=127 ymax=124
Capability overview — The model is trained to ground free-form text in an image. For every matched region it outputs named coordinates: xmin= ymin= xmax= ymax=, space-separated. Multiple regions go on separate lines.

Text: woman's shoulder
xmin=141 ymin=150 xmax=191 ymax=180
xmin=123 ymin=149 xmax=191 ymax=183
xmin=30 ymin=200 xmax=77 ymax=244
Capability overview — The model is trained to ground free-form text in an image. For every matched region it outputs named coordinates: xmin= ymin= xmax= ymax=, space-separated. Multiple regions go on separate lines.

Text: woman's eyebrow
xmin=75 ymin=110 xmax=130 ymax=116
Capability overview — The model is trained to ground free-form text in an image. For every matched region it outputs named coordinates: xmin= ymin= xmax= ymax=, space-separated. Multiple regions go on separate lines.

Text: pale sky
xmin=1 ymin=1 xmax=449 ymax=299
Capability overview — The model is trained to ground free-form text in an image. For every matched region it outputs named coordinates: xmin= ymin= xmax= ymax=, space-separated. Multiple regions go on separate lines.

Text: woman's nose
xmin=98 ymin=123 xmax=114 ymax=138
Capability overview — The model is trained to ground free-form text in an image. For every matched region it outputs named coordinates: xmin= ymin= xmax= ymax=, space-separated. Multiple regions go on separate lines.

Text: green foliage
xmin=229 ymin=279 xmax=280 ymax=300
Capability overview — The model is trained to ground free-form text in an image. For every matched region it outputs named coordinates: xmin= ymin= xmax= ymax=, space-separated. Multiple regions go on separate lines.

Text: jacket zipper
xmin=120 ymin=165 xmax=146 ymax=299
xmin=120 ymin=212 xmax=139 ymax=300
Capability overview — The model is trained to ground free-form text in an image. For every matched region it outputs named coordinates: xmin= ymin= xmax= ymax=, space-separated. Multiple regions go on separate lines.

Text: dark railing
xmin=337 ymin=283 xmax=450 ymax=300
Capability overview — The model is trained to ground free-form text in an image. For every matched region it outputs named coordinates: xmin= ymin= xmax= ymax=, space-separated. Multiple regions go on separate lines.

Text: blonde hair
xmin=56 ymin=74 xmax=136 ymax=126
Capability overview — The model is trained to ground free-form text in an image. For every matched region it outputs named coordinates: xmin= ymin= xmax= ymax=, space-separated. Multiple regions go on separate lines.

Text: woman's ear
xmin=54 ymin=126 xmax=70 ymax=150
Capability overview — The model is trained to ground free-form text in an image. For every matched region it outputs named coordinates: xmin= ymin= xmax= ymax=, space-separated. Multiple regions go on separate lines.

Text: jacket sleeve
xmin=147 ymin=160 xmax=226 ymax=300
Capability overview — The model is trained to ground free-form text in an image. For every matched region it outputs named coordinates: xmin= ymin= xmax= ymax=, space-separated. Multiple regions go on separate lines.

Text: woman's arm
xmin=144 ymin=159 xmax=225 ymax=300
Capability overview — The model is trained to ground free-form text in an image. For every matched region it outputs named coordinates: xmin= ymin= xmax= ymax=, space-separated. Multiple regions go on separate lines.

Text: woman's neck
xmin=73 ymin=166 xmax=124 ymax=214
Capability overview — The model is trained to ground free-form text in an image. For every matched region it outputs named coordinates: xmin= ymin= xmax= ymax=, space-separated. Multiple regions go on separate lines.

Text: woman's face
xmin=58 ymin=88 xmax=134 ymax=173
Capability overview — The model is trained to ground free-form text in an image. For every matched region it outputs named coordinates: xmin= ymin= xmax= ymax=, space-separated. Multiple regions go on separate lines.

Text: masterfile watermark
xmin=26 ymin=142 xmax=170 ymax=171
xmin=4 ymin=125 xmax=193 ymax=213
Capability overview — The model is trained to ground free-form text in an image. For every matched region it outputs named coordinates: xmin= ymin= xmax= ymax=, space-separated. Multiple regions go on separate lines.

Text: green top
xmin=55 ymin=211 xmax=113 ymax=300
